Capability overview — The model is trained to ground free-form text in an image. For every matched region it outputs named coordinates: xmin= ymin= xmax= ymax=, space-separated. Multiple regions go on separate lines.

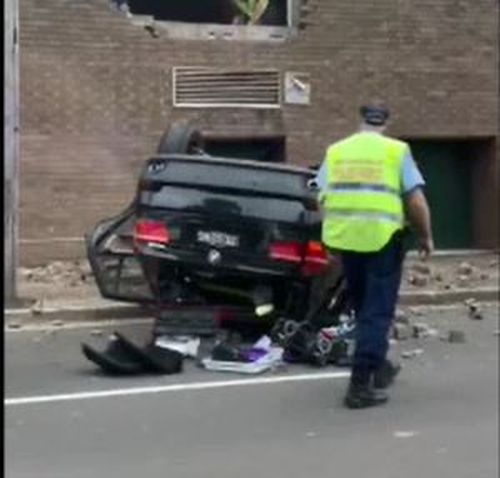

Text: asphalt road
xmin=5 ymin=304 xmax=499 ymax=478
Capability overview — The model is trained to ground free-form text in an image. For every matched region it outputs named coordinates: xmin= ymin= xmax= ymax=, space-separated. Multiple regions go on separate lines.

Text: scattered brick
xmin=394 ymin=309 xmax=410 ymax=324
xmin=411 ymin=263 xmax=432 ymax=275
xmin=412 ymin=323 xmax=438 ymax=339
xmin=409 ymin=274 xmax=429 ymax=287
xmin=393 ymin=323 xmax=411 ymax=341
xmin=457 ymin=262 xmax=474 ymax=276
xmin=401 ymin=348 xmax=424 ymax=359
xmin=447 ymin=330 xmax=466 ymax=343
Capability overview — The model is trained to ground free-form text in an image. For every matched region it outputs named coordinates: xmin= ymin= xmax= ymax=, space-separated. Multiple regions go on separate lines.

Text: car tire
xmin=156 ymin=122 xmax=205 ymax=155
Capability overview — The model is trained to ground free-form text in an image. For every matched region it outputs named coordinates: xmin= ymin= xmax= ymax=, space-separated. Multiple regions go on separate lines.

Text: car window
xmin=141 ymin=186 xmax=305 ymax=223
xmin=145 ymin=159 xmax=311 ymax=199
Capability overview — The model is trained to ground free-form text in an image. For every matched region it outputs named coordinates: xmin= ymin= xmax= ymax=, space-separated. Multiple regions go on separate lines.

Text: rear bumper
xmin=137 ymin=243 xmax=301 ymax=280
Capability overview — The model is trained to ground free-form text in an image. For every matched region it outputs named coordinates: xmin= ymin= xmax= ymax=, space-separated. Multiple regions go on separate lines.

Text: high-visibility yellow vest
xmin=319 ymin=132 xmax=407 ymax=252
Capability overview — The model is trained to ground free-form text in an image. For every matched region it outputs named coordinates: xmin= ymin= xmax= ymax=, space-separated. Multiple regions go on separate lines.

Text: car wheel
xmin=156 ymin=122 xmax=205 ymax=155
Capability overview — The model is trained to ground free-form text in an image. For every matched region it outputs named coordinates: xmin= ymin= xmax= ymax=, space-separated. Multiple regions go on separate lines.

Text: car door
xmin=85 ymin=201 xmax=155 ymax=303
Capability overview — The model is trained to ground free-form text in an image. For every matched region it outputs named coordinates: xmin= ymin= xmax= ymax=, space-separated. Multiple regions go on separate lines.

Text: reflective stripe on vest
xmin=320 ymin=132 xmax=407 ymax=252
xmin=327 ymin=182 xmax=400 ymax=196
xmin=324 ymin=209 xmax=402 ymax=224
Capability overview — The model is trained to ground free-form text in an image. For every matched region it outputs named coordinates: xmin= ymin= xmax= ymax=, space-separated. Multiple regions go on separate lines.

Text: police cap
xmin=360 ymin=105 xmax=390 ymax=126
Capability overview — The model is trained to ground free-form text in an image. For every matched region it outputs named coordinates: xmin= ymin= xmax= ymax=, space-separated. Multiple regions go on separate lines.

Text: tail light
xmin=302 ymin=240 xmax=329 ymax=276
xmin=133 ymin=219 xmax=169 ymax=248
xmin=268 ymin=240 xmax=328 ymax=276
xmin=268 ymin=241 xmax=302 ymax=263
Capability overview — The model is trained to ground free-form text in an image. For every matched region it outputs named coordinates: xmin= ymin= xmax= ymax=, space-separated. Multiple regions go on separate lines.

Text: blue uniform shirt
xmin=314 ymin=146 xmax=425 ymax=194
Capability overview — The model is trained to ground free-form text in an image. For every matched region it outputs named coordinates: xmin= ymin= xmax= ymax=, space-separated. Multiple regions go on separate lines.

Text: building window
xmin=128 ymin=0 xmax=290 ymax=26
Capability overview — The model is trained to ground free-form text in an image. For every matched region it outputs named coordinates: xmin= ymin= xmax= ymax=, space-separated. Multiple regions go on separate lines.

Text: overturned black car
xmin=86 ymin=124 xmax=349 ymax=341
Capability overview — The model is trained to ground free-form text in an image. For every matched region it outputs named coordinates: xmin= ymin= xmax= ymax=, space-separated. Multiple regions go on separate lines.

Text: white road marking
xmin=393 ymin=430 xmax=420 ymax=439
xmin=4 ymin=371 xmax=350 ymax=406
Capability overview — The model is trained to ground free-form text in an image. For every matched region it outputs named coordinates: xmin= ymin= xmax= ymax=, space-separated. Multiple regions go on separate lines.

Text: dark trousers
xmin=340 ymin=233 xmax=405 ymax=384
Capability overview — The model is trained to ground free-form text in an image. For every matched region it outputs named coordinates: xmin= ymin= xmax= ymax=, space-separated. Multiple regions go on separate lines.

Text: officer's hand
xmin=417 ymin=236 xmax=434 ymax=261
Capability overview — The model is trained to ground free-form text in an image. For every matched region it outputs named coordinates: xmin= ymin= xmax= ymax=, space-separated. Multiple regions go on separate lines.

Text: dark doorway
xmin=405 ymin=139 xmax=498 ymax=249
xmin=408 ymin=140 xmax=472 ymax=249
xmin=204 ymin=136 xmax=286 ymax=163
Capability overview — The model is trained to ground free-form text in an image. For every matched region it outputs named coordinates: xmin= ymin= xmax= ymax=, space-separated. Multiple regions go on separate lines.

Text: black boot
xmin=344 ymin=367 xmax=389 ymax=409
xmin=344 ymin=385 xmax=389 ymax=409
xmin=373 ymin=360 xmax=401 ymax=390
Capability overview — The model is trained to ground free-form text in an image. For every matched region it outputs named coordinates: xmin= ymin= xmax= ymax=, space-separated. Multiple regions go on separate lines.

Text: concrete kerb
xmin=5 ymin=302 xmax=151 ymax=328
xmin=4 ymin=287 xmax=499 ymax=329
xmin=398 ymin=287 xmax=499 ymax=306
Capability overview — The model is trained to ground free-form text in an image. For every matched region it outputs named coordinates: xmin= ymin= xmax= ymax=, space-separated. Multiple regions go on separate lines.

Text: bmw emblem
xmin=207 ymin=249 xmax=221 ymax=265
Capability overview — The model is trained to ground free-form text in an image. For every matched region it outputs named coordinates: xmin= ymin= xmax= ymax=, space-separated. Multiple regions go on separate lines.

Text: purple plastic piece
xmin=239 ymin=347 xmax=268 ymax=363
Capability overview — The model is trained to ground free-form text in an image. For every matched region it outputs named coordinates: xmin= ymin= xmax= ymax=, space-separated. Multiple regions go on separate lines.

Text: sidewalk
xmin=5 ymin=252 xmax=499 ymax=327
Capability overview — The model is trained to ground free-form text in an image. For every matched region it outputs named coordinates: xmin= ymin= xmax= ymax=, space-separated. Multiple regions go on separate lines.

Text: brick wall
xmin=19 ymin=0 xmax=499 ymax=265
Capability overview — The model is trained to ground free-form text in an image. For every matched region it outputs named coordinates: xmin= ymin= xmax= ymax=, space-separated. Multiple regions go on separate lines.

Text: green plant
xmin=232 ymin=0 xmax=270 ymax=25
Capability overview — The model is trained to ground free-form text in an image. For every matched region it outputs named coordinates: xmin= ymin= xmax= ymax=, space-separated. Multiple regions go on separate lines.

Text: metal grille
xmin=173 ymin=67 xmax=281 ymax=108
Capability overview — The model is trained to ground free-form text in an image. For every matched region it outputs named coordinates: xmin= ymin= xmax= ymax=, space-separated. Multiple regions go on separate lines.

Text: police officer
xmin=315 ymin=104 xmax=434 ymax=409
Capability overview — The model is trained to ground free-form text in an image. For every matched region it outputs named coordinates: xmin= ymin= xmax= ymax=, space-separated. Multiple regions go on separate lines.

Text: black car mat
xmin=113 ymin=332 xmax=184 ymax=375
xmin=81 ymin=339 xmax=146 ymax=375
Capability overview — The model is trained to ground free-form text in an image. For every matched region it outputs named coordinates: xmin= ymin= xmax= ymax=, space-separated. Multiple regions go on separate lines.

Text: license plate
xmin=196 ymin=230 xmax=240 ymax=248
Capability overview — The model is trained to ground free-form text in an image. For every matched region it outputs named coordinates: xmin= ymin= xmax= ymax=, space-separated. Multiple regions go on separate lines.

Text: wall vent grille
xmin=173 ymin=67 xmax=281 ymax=108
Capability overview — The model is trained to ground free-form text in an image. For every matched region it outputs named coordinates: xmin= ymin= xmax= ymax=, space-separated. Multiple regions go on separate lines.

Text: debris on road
xmin=464 ymin=298 xmax=483 ymax=320
xmin=90 ymin=329 xmax=104 ymax=337
xmin=51 ymin=320 xmax=64 ymax=327
xmin=7 ymin=321 xmax=22 ymax=330
xmin=408 ymin=274 xmax=429 ymax=287
xmin=457 ymin=262 xmax=475 ymax=276
xmin=401 ymin=255 xmax=498 ymax=294
xmin=16 ymin=253 xmax=498 ymax=307
xmin=469 ymin=309 xmax=484 ymax=321
xmin=411 ymin=262 xmax=432 ymax=276
xmin=408 ymin=307 xmax=425 ymax=317
xmin=202 ymin=335 xmax=284 ymax=374
xmin=401 ymin=348 xmax=424 ymax=359
xmin=394 ymin=309 xmax=410 ymax=324
xmin=19 ymin=260 xmax=93 ymax=286
xmin=447 ymin=330 xmax=466 ymax=344
xmin=393 ymin=323 xmax=411 ymax=341
xmin=412 ymin=323 xmax=439 ymax=339
xmin=82 ymin=331 xmax=183 ymax=375
xmin=155 ymin=335 xmax=201 ymax=358
xmin=30 ymin=298 xmax=45 ymax=316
